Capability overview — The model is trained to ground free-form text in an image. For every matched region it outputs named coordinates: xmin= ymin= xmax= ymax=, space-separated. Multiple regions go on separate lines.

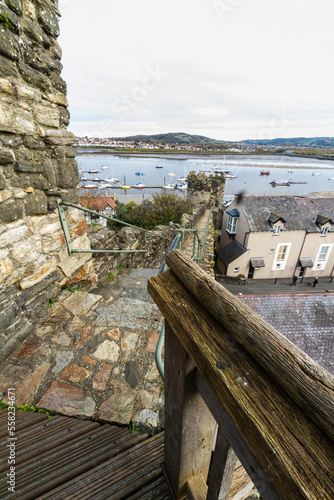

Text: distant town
xmin=74 ymin=133 xmax=334 ymax=158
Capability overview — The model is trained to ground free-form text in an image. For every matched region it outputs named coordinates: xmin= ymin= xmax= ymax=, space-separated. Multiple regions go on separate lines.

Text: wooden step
xmin=0 ymin=410 xmax=171 ymax=500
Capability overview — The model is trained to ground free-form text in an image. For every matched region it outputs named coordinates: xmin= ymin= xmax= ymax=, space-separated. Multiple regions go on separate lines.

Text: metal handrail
xmin=155 ymin=210 xmax=213 ymax=380
xmin=57 ymin=199 xmax=171 ymax=255
xmin=58 ymin=198 xmax=213 ymax=380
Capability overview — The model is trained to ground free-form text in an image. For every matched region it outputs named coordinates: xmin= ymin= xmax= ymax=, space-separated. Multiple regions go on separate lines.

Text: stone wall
xmin=0 ymin=0 xmax=92 ymax=357
xmin=87 ymin=202 xmax=208 ymax=280
xmin=187 ymin=170 xmax=225 ymax=206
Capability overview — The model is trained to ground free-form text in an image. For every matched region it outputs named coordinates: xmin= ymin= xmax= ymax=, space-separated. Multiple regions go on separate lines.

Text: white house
xmin=216 ymin=195 xmax=334 ymax=280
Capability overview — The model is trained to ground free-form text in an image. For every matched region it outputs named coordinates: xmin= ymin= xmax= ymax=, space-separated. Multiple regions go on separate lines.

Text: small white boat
xmin=135 ymin=183 xmax=146 ymax=189
xmin=105 ymin=177 xmax=119 ymax=183
xmin=328 ymin=177 xmax=334 ymax=181
xmin=178 ymin=176 xmax=186 ymax=182
xmin=163 ymin=183 xmax=175 ymax=190
xmin=177 ymin=183 xmax=188 ymax=190
xmin=167 ymin=172 xmax=176 ymax=177
xmin=101 ymin=165 xmax=108 ymax=170
xmin=312 ymin=172 xmax=321 ymax=176
xmin=80 ymin=177 xmax=88 ymax=181
xmin=98 ymin=184 xmax=112 ymax=189
xmin=225 ymin=173 xmax=237 ymax=179
xmin=84 ymin=184 xmax=96 ymax=189
xmin=88 ymin=169 xmax=99 ymax=174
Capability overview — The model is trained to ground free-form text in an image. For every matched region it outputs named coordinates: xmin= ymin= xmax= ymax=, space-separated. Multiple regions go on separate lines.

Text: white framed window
xmin=313 ymin=244 xmax=333 ymax=271
xmin=226 ymin=215 xmax=238 ymax=234
xmin=321 ymin=227 xmax=329 ymax=236
xmin=272 ymin=243 xmax=291 ymax=271
xmin=273 ymin=226 xmax=281 ymax=235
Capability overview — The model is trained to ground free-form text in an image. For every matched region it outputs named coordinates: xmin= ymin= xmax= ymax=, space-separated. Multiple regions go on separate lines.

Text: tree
xmin=112 ymin=192 xmax=194 ymax=230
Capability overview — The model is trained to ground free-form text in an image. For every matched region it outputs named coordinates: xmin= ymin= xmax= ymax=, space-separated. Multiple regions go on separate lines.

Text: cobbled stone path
xmin=0 ymin=211 xmax=214 ymax=431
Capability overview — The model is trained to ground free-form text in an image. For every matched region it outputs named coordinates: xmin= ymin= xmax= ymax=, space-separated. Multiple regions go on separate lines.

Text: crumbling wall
xmin=0 ymin=0 xmax=93 ymax=354
xmin=87 ymin=202 xmax=207 ymax=280
xmin=187 ymin=170 xmax=225 ymax=206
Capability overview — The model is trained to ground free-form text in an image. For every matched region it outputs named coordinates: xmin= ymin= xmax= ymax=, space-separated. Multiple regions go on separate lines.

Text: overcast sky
xmin=58 ymin=0 xmax=334 ymax=141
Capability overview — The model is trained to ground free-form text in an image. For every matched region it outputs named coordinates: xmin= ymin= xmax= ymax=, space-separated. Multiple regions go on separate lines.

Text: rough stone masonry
xmin=0 ymin=0 xmax=94 ymax=356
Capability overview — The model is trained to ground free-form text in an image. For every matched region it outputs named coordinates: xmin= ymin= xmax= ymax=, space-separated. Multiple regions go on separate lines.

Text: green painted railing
xmin=57 ymin=199 xmax=170 ymax=255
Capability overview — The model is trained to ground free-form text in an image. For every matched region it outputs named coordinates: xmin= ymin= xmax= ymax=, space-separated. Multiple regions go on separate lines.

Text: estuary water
xmin=76 ymin=153 xmax=334 ymax=204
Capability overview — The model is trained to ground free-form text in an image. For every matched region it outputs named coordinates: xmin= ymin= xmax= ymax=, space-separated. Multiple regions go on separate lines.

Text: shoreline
xmin=75 ymin=148 xmax=334 ymax=162
xmin=75 ymin=150 xmax=334 ymax=170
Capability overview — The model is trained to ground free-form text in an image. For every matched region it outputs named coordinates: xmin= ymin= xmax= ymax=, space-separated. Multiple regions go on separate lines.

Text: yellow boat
xmin=120 ymin=177 xmax=130 ymax=190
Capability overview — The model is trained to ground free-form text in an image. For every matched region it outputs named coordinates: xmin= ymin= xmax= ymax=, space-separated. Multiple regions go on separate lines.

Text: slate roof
xmin=250 ymin=258 xmax=265 ymax=268
xmin=216 ymin=240 xmax=247 ymax=265
xmin=299 ymin=257 xmax=313 ymax=268
xmin=268 ymin=213 xmax=286 ymax=224
xmin=316 ymin=214 xmax=334 ymax=226
xmin=235 ymin=195 xmax=334 ymax=233
xmin=239 ymin=294 xmax=334 ymax=374
xmin=226 ymin=209 xmax=240 ymax=217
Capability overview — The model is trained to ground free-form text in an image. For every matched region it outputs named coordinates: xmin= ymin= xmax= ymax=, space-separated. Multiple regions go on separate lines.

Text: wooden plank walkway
xmin=0 ymin=409 xmax=172 ymax=500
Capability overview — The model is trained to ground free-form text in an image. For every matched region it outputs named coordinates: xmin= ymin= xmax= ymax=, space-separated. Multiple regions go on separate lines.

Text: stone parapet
xmin=187 ymin=170 xmax=225 ymax=206
xmin=0 ymin=207 xmax=95 ymax=343
xmin=0 ymin=0 xmax=79 ymax=219
xmin=0 ymin=1 xmax=92 ymax=340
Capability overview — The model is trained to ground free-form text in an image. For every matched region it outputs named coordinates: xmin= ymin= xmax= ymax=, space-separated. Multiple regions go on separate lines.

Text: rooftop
xmin=232 ymin=195 xmax=334 ymax=232
xmin=239 ymin=293 xmax=334 ymax=374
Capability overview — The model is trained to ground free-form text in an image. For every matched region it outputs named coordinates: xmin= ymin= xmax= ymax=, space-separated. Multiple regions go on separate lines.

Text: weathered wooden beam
xmin=186 ymin=473 xmax=208 ymax=500
xmin=148 ymin=269 xmax=334 ymax=499
xmin=196 ymin=372 xmax=283 ymax=500
xmin=165 ymin=249 xmax=334 ymax=442
xmin=164 ymin=321 xmax=217 ymax=499
xmin=206 ymin=427 xmax=238 ymax=500
xmin=228 ymin=464 xmax=257 ymax=500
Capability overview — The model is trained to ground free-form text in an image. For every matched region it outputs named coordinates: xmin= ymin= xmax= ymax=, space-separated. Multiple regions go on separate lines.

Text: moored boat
xmin=134 ymin=183 xmax=146 ymax=189
xmin=120 ymin=177 xmax=130 ymax=190
xmin=260 ymin=170 xmax=270 ymax=175
xmin=270 ymin=179 xmax=291 ymax=186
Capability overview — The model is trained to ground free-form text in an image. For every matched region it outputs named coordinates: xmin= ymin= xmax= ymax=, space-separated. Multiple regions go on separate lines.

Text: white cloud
xmin=59 ymin=0 xmax=334 ymax=141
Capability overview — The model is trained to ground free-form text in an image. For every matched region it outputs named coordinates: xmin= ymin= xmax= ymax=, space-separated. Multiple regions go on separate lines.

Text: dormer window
xmin=226 ymin=209 xmax=240 ymax=235
xmin=268 ymin=212 xmax=286 ymax=234
xmin=316 ymin=214 xmax=333 ymax=236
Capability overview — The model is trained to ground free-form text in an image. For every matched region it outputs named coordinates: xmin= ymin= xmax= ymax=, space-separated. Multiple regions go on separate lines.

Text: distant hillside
xmin=241 ymin=137 xmax=334 ymax=148
xmin=114 ymin=132 xmax=214 ymax=144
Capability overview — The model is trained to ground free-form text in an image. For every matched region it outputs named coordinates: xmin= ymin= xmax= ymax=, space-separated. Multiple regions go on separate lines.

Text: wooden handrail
xmin=147 ymin=251 xmax=334 ymax=499
xmin=166 ymin=249 xmax=334 ymax=441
